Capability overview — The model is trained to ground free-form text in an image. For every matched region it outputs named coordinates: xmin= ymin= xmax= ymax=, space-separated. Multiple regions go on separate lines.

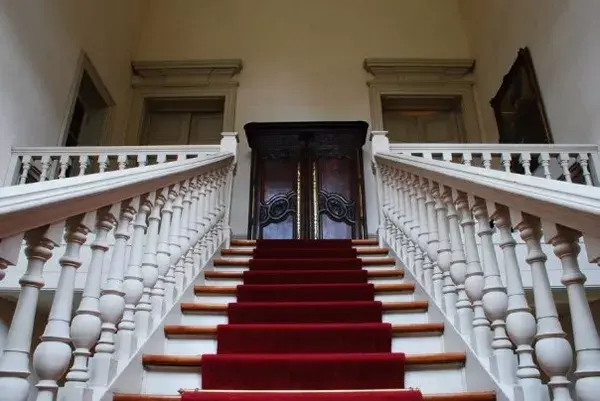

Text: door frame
xmin=125 ymin=59 xmax=242 ymax=145
xmin=364 ymin=58 xmax=486 ymax=143
xmin=244 ymin=121 xmax=369 ymax=240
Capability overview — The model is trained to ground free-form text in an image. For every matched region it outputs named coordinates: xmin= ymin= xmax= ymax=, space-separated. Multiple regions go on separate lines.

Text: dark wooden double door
xmin=245 ymin=121 xmax=368 ymax=240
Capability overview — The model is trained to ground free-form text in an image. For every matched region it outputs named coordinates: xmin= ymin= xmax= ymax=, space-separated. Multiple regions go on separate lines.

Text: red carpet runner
xmin=183 ymin=239 xmax=423 ymax=401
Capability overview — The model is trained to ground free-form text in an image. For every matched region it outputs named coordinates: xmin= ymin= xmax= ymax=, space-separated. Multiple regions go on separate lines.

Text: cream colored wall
xmin=459 ymin=0 xmax=600 ymax=144
xmin=136 ymin=0 xmax=472 ymax=236
xmin=0 ymin=0 xmax=147 ymax=179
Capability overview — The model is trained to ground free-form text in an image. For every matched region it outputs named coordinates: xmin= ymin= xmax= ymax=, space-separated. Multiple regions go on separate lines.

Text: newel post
xmin=371 ymin=131 xmax=389 ymax=246
xmin=220 ymin=132 xmax=238 ymax=248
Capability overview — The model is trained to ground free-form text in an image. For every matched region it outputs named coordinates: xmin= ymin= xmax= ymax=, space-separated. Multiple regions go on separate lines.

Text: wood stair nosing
xmin=229 ymin=239 xmax=380 ymax=247
xmin=142 ymin=351 xmax=465 ymax=368
xmin=221 ymin=248 xmax=389 ymax=256
xmin=163 ymin=322 xmax=445 ymax=337
xmin=212 ymin=257 xmax=396 ymax=267
xmin=193 ymin=283 xmax=415 ymax=295
xmin=113 ymin=392 xmax=496 ymax=401
xmin=203 ymin=269 xmax=404 ymax=280
xmin=179 ymin=300 xmax=429 ymax=314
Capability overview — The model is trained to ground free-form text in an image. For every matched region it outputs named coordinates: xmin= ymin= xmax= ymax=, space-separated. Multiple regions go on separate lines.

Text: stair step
xmin=204 ymin=269 xmax=404 ymax=280
xmin=180 ymin=300 xmax=429 ymax=314
xmin=163 ymin=322 xmax=444 ymax=337
xmin=142 ymin=352 xmax=464 ymax=369
xmin=230 ymin=239 xmax=380 ymax=247
xmin=213 ymin=257 xmax=396 ymax=267
xmin=194 ymin=283 xmax=415 ymax=295
xmin=113 ymin=392 xmax=496 ymax=401
xmin=222 ymin=247 xmax=389 ymax=256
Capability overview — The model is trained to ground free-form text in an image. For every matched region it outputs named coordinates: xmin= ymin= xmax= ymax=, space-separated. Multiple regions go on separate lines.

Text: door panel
xmin=257 ymin=159 xmax=298 ymax=239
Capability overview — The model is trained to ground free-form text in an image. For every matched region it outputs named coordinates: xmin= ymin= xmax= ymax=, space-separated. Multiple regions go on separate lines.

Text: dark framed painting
xmin=490 ymin=47 xmax=553 ymax=145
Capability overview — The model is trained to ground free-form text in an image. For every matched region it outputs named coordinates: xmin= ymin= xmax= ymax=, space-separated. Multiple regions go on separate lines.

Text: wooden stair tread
xmin=142 ymin=351 xmax=463 ymax=367
xmin=221 ymin=248 xmax=388 ymax=256
xmin=194 ymin=283 xmax=415 ymax=294
xmin=180 ymin=300 xmax=429 ymax=313
xmin=204 ymin=269 xmax=404 ymax=279
xmin=213 ymin=257 xmax=396 ymax=267
xmin=113 ymin=392 xmax=495 ymax=401
xmin=230 ymin=239 xmax=380 ymax=247
xmin=163 ymin=322 xmax=444 ymax=336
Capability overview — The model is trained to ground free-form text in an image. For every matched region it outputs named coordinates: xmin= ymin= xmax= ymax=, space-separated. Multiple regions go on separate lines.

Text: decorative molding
xmin=364 ymin=58 xmax=475 ymax=81
xmin=131 ymin=59 xmax=243 ymax=88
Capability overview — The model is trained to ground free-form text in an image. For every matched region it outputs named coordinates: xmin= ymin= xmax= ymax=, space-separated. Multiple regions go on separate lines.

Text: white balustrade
xmin=0 ymin=133 xmax=237 ymax=401
xmin=372 ymin=130 xmax=600 ymax=401
xmin=3 ymin=145 xmax=222 ymax=186
xmin=387 ymin=143 xmax=600 ymax=186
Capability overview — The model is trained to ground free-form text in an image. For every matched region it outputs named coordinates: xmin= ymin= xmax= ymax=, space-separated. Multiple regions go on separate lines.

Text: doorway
xmin=245 ymin=121 xmax=368 ymax=240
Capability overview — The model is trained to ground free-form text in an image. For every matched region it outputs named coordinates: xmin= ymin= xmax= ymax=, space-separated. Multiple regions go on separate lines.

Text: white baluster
xmin=557 ymin=153 xmax=572 ymax=183
xmin=152 ymin=187 xmax=174 ymax=321
xmin=394 ymin=170 xmax=408 ymax=261
xmin=78 ymin=155 xmax=89 ymax=176
xmin=432 ymin=183 xmax=457 ymax=320
xmin=137 ymin=192 xmax=161 ymax=340
xmin=538 ymin=153 xmax=552 ymax=180
xmin=473 ymin=199 xmax=515 ymax=386
xmin=117 ymin=196 xmax=145 ymax=369
xmin=58 ymin=155 xmax=70 ymax=179
xmin=456 ymin=194 xmax=492 ymax=362
xmin=577 ymin=154 xmax=593 ymax=186
xmin=137 ymin=153 xmax=148 ymax=167
xmin=39 ymin=155 xmax=51 ymax=182
xmin=63 ymin=206 xmax=118 ymax=399
xmin=194 ymin=177 xmax=208 ymax=273
xmin=97 ymin=155 xmax=108 ymax=173
xmin=494 ymin=206 xmax=548 ymax=400
xmin=0 ymin=224 xmax=63 ymax=401
xmin=516 ymin=216 xmax=573 ymax=401
xmin=222 ymin=164 xmax=236 ymax=248
xmin=164 ymin=184 xmax=182 ymax=308
xmin=462 ymin=153 xmax=473 ymax=167
xmin=178 ymin=179 xmax=192 ymax=291
xmin=482 ymin=152 xmax=492 ymax=170
xmin=501 ymin=153 xmax=512 ymax=173
xmin=402 ymin=172 xmax=416 ymax=272
xmin=423 ymin=179 xmax=442 ymax=305
xmin=185 ymin=177 xmax=199 ymax=279
xmin=19 ymin=155 xmax=32 ymax=184
xmin=443 ymin=187 xmax=472 ymax=337
xmin=544 ymin=223 xmax=600 ymax=401
xmin=408 ymin=176 xmax=424 ymax=283
xmin=117 ymin=154 xmax=127 ymax=170
xmin=374 ymin=162 xmax=386 ymax=246
xmin=89 ymin=200 xmax=132 ymax=388
xmin=169 ymin=182 xmax=185 ymax=300
xmin=32 ymin=213 xmax=95 ymax=401
xmin=519 ymin=153 xmax=532 ymax=175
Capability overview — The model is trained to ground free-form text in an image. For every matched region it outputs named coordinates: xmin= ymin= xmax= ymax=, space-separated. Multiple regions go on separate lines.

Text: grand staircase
xmin=113 ymin=239 xmax=496 ymax=401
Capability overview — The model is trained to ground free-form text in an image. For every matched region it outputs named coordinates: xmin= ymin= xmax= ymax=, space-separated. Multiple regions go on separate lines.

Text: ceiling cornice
xmin=364 ymin=58 xmax=475 ymax=79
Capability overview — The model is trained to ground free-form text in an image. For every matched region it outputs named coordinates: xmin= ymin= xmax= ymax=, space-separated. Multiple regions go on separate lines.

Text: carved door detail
xmin=245 ymin=122 xmax=368 ymax=240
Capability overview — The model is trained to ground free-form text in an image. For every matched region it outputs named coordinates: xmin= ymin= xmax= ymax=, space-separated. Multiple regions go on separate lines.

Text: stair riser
xmin=164 ymin=334 xmax=443 ymax=356
xmin=141 ymin=365 xmax=465 ymax=395
xmin=179 ymin=310 xmax=429 ymax=326
xmin=203 ymin=277 xmax=405 ymax=286
xmin=209 ymin=265 xmax=399 ymax=272
xmin=193 ymin=293 xmax=416 ymax=304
